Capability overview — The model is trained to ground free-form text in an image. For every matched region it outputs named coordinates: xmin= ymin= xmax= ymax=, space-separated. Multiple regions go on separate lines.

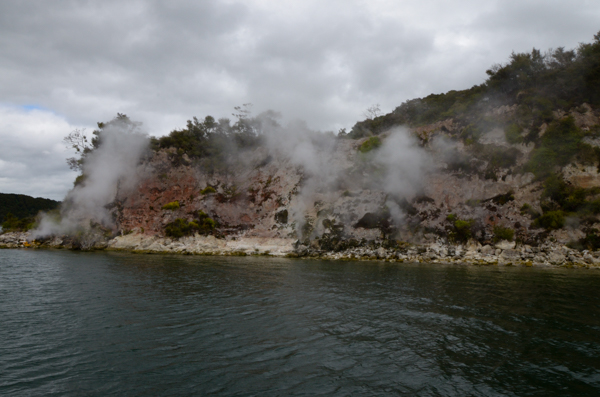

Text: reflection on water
xmin=1 ymin=249 xmax=599 ymax=396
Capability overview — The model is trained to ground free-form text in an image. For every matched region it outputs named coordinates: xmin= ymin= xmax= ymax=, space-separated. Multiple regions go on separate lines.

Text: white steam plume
xmin=33 ymin=121 xmax=149 ymax=238
xmin=377 ymin=127 xmax=429 ymax=197
xmin=376 ymin=127 xmax=430 ymax=224
xmin=258 ymin=111 xmax=429 ymax=233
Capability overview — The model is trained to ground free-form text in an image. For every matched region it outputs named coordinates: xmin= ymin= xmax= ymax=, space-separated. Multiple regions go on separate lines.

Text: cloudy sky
xmin=1 ymin=0 xmax=599 ymax=200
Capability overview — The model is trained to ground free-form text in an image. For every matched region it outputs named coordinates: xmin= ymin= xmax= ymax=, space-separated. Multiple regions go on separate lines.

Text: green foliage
xmin=533 ymin=210 xmax=565 ymax=230
xmin=520 ymin=203 xmax=541 ymax=219
xmin=164 ymin=218 xmax=190 ymax=238
xmin=524 ymin=148 xmax=557 ymax=179
xmin=162 ymin=201 xmax=180 ymax=211
xmin=347 ymin=32 xmax=600 ymax=139
xmin=0 ymin=193 xmax=60 ymax=224
xmin=358 ymin=136 xmax=382 ymax=153
xmin=1 ymin=212 xmax=36 ymax=232
xmin=575 ymin=143 xmax=600 ymax=166
xmin=505 ymin=123 xmax=523 ymax=144
xmin=164 ymin=210 xmax=216 ymax=238
xmin=200 ymin=186 xmax=216 ymax=195
xmin=460 ymin=124 xmax=482 ymax=143
xmin=465 ymin=144 xmax=519 ymax=179
xmin=485 ymin=35 xmax=600 ymax=106
xmin=576 ymin=231 xmax=600 ymax=251
xmin=493 ymin=226 xmax=514 ymax=242
xmin=154 ymin=106 xmax=280 ymax=167
xmin=446 ymin=214 xmax=474 ymax=242
xmin=527 ymin=173 xmax=600 ymax=231
xmin=451 ymin=218 xmax=475 ymax=243
xmin=64 ymin=114 xmax=145 ymax=173
xmin=540 ymin=174 xmax=600 ymax=216
xmin=525 ymin=117 xmax=583 ymax=179
xmin=73 ymin=174 xmax=87 ymax=187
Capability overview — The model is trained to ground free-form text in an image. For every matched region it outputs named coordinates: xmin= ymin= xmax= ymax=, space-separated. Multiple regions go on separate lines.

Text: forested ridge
xmin=0 ymin=193 xmax=60 ymax=230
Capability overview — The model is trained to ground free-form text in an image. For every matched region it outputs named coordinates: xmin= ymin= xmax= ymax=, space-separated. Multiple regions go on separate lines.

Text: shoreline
xmin=2 ymin=231 xmax=600 ymax=269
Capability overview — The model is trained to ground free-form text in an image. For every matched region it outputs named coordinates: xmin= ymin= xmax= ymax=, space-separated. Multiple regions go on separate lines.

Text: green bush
xmin=577 ymin=231 xmax=600 ymax=251
xmin=200 ymin=186 xmax=216 ymax=195
xmin=165 ymin=218 xmax=191 ymax=238
xmin=505 ymin=123 xmax=523 ymax=144
xmin=447 ymin=216 xmax=474 ymax=243
xmin=533 ymin=210 xmax=565 ymax=230
xmin=162 ymin=201 xmax=180 ymax=210
xmin=73 ymin=174 xmax=87 ymax=187
xmin=164 ymin=211 xmax=216 ymax=238
xmin=453 ymin=219 xmax=474 ymax=242
xmin=1 ymin=213 xmax=36 ymax=232
xmin=539 ymin=174 xmax=600 ymax=217
xmin=493 ymin=226 xmax=515 ymax=242
xmin=358 ymin=136 xmax=382 ymax=153
xmin=525 ymin=117 xmax=582 ymax=179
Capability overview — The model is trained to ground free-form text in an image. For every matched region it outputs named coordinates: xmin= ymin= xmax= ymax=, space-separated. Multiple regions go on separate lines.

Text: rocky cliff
xmin=65 ymin=102 xmax=600 ymax=268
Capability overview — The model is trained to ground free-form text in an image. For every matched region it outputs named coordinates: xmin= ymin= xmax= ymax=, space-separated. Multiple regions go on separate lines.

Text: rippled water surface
xmin=1 ymin=249 xmax=600 ymax=396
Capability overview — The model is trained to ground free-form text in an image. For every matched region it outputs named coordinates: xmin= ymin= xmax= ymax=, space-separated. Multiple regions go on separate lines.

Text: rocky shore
xmin=3 ymin=231 xmax=599 ymax=269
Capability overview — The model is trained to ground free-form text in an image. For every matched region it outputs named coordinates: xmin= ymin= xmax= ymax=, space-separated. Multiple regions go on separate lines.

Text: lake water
xmin=1 ymin=249 xmax=600 ymax=396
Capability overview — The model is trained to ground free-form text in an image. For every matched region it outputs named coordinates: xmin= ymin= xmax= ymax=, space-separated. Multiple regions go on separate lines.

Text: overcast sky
xmin=1 ymin=0 xmax=599 ymax=200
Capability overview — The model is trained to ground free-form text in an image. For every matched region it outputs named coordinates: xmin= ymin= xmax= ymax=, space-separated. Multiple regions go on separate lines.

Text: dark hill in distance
xmin=0 ymin=193 xmax=60 ymax=223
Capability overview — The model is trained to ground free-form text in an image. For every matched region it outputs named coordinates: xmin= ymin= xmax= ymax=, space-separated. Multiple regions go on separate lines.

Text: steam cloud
xmin=258 ymin=112 xmax=429 ymax=230
xmin=33 ymin=121 xmax=149 ymax=239
xmin=33 ymin=109 xmax=428 ymax=241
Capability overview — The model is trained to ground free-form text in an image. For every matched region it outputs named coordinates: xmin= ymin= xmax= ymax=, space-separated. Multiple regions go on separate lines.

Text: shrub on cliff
xmin=505 ymin=123 xmax=523 ymax=144
xmin=347 ymin=32 xmax=600 ymax=139
xmin=200 ymin=186 xmax=216 ymax=195
xmin=493 ymin=226 xmax=514 ymax=242
xmin=525 ymin=117 xmax=583 ymax=179
xmin=162 ymin=201 xmax=180 ymax=210
xmin=576 ymin=231 xmax=600 ymax=251
xmin=358 ymin=137 xmax=382 ymax=153
xmin=165 ymin=218 xmax=191 ymax=238
xmin=164 ymin=211 xmax=216 ymax=238
xmin=538 ymin=174 xmax=600 ymax=220
xmin=533 ymin=211 xmax=565 ymax=230
xmin=446 ymin=215 xmax=475 ymax=243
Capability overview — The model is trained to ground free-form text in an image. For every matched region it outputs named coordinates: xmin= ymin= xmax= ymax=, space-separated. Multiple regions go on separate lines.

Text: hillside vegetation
xmin=348 ymin=32 xmax=600 ymax=137
xmin=0 ymin=193 xmax=60 ymax=231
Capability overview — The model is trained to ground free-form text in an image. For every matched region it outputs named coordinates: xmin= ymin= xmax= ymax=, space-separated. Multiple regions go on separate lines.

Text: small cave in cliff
xmin=275 ymin=209 xmax=288 ymax=224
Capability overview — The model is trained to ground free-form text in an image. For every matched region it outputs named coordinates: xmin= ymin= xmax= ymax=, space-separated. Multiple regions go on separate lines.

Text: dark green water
xmin=1 ymin=250 xmax=599 ymax=396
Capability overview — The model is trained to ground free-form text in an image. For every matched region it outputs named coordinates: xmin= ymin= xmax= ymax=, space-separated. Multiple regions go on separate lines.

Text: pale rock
xmin=495 ymin=240 xmax=516 ymax=250
xmin=500 ymin=249 xmax=521 ymax=260
xmin=547 ymin=252 xmax=566 ymax=265
xmin=480 ymin=245 xmax=494 ymax=255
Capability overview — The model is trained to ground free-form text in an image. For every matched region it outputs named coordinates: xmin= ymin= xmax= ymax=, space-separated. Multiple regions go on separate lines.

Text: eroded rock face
xmin=7 ymin=104 xmax=597 ymax=262
xmin=111 ymin=111 xmax=562 ymax=248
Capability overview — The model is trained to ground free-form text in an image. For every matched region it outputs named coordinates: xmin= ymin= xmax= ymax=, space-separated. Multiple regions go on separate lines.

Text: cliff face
xmin=111 ymin=103 xmax=600 ymax=255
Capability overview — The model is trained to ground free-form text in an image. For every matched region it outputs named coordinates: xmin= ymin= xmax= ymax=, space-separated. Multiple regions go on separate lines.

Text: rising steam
xmin=257 ymin=112 xmax=429 ymax=231
xmin=33 ymin=120 xmax=149 ymax=238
